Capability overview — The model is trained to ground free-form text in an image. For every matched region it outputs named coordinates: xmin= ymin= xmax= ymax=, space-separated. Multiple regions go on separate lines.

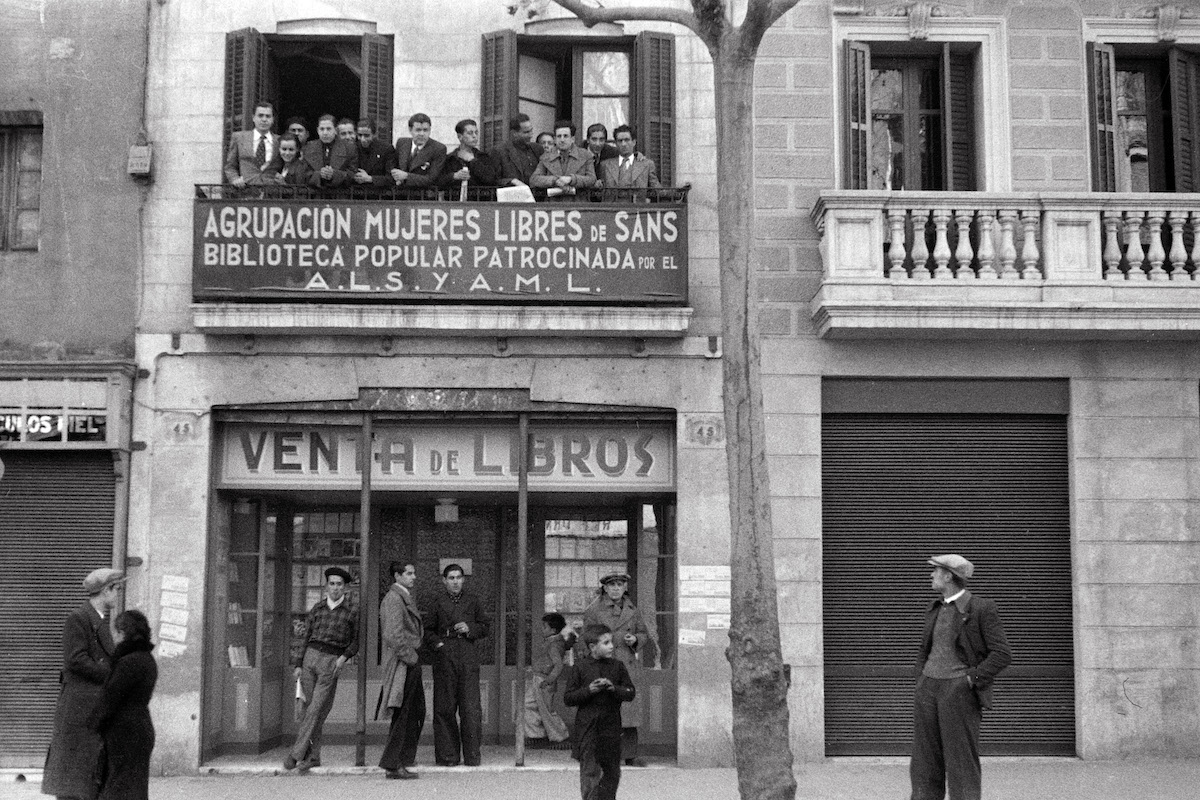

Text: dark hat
xmin=82 ymin=568 xmax=126 ymax=595
xmin=324 ymin=566 xmax=353 ymax=583
xmin=599 ymin=572 xmax=631 ymax=586
xmin=927 ymin=554 xmax=974 ymax=581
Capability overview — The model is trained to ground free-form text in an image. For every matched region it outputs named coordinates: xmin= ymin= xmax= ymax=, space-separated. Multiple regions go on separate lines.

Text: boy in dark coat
xmin=564 ymin=623 xmax=635 ymax=800
xmin=93 ymin=610 xmax=157 ymax=800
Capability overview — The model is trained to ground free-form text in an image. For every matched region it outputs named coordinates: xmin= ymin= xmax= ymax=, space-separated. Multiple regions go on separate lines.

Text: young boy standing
xmin=564 ymin=623 xmax=636 ymax=800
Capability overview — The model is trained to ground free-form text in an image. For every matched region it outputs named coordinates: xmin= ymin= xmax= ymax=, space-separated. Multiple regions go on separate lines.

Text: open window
xmin=481 ymin=29 xmax=675 ymax=185
xmin=223 ymin=28 xmax=393 ymax=161
xmin=1088 ymin=42 xmax=1200 ymax=192
xmin=843 ymin=40 xmax=977 ymax=190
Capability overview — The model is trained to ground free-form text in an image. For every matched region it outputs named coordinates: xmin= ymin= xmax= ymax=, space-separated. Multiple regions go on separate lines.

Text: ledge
xmin=191 ymin=303 xmax=692 ymax=337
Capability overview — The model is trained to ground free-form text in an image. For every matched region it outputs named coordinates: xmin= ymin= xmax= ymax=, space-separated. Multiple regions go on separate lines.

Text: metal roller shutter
xmin=821 ymin=414 xmax=1074 ymax=756
xmin=0 ymin=452 xmax=115 ymax=767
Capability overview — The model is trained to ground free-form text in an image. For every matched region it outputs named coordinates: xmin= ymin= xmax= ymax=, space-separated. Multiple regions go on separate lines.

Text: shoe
xmin=625 ymin=757 xmax=647 ymax=767
xmin=297 ymin=759 xmax=315 ymax=772
xmin=385 ymin=768 xmax=418 ymax=780
xmin=463 ymin=761 xmax=480 ymax=767
xmin=282 ymin=756 xmax=297 ymax=770
xmin=435 ymin=760 xmax=460 ymax=767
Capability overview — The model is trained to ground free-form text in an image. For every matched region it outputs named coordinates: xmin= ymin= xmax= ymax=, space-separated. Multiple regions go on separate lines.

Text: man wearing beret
xmin=911 ymin=555 xmax=1011 ymax=800
xmin=42 ymin=568 xmax=125 ymax=800
xmin=284 ymin=566 xmax=358 ymax=772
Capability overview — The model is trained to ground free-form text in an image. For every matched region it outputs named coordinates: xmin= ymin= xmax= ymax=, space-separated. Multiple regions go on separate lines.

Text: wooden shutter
xmin=1087 ymin=41 xmax=1118 ymax=192
xmin=1169 ymin=47 xmax=1200 ymax=192
xmin=0 ymin=452 xmax=115 ymax=766
xmin=843 ymin=41 xmax=870 ymax=189
xmin=481 ymin=30 xmax=518 ymax=153
xmin=942 ymin=45 xmax=976 ymax=191
xmin=821 ymin=414 xmax=1075 ymax=756
xmin=635 ymin=31 xmax=675 ymax=186
xmin=360 ymin=33 xmax=394 ymax=144
xmin=223 ymin=28 xmax=271 ymax=165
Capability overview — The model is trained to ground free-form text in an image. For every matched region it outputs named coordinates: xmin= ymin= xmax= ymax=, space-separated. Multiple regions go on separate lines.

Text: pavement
xmin=4 ymin=752 xmax=1199 ymax=800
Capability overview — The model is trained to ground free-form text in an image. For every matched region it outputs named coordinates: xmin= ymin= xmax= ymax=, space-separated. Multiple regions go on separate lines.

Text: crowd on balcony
xmin=223 ymin=102 xmax=663 ymax=201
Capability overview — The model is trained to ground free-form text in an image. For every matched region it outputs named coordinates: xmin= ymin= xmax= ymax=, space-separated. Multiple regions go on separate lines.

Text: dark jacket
xmin=439 ymin=145 xmax=503 ymax=190
xmin=42 ymin=602 xmax=114 ymax=800
xmin=422 ymin=590 xmax=491 ymax=667
xmin=491 ymin=138 xmax=541 ymax=185
xmin=915 ymin=590 xmax=1011 ymax=709
xmin=356 ymin=139 xmax=399 ymax=187
xmin=393 ymin=137 xmax=447 ymax=188
xmin=300 ymin=138 xmax=357 ymax=188
xmin=93 ymin=639 xmax=157 ymax=800
xmin=564 ymin=654 xmax=635 ymax=741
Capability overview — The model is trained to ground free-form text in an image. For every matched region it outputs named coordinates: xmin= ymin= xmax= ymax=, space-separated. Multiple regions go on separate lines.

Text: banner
xmin=194 ymin=200 xmax=688 ymax=303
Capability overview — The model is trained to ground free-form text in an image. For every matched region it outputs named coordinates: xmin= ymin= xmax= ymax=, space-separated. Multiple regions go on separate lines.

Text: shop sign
xmin=193 ymin=200 xmax=688 ymax=304
xmin=0 ymin=412 xmax=107 ymax=443
xmin=218 ymin=424 xmax=675 ymax=492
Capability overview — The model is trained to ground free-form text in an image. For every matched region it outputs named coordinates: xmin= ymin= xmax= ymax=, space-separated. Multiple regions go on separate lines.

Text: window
xmin=1088 ymin=43 xmax=1200 ymax=192
xmin=843 ymin=41 xmax=976 ymax=190
xmin=1 ymin=120 xmax=41 ymax=251
xmin=481 ymin=30 xmax=675 ymax=184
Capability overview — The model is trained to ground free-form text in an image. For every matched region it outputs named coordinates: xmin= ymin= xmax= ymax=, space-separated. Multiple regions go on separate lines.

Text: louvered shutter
xmin=481 ymin=30 xmax=518 ymax=153
xmin=943 ymin=45 xmax=976 ymax=191
xmin=634 ymin=31 xmax=675 ymax=186
xmin=0 ymin=452 xmax=115 ymax=767
xmin=1087 ymin=42 xmax=1118 ymax=192
xmin=223 ymin=29 xmax=271 ymax=168
xmin=360 ymin=33 xmax=394 ymax=144
xmin=843 ymin=41 xmax=870 ymax=189
xmin=821 ymin=414 xmax=1075 ymax=756
xmin=1169 ymin=47 xmax=1200 ymax=192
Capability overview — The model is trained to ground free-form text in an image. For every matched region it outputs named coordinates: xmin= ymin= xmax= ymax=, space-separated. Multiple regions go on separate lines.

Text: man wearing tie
xmin=391 ymin=113 xmax=447 ymax=191
xmin=598 ymin=125 xmax=661 ymax=191
xmin=224 ymin=101 xmax=280 ymax=187
xmin=530 ymin=120 xmax=596 ymax=197
xmin=300 ymin=114 xmax=357 ymax=189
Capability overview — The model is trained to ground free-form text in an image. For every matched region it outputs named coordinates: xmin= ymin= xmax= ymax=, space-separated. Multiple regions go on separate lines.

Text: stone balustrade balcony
xmin=810 ymin=191 xmax=1200 ymax=339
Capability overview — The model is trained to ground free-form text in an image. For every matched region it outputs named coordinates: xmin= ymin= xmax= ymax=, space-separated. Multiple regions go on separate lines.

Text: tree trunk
xmin=715 ymin=38 xmax=797 ymax=800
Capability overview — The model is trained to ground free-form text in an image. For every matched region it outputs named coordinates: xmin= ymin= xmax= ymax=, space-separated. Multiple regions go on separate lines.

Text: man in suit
xmin=391 ymin=113 xmax=446 ymax=191
xmin=377 ymin=562 xmax=425 ymax=780
xmin=439 ymin=119 xmax=502 ymax=197
xmin=42 ymin=568 xmax=124 ymax=800
xmin=492 ymin=113 xmax=540 ymax=187
xmin=336 ymin=118 xmax=357 ymax=143
xmin=586 ymin=123 xmax=619 ymax=174
xmin=530 ymin=120 xmax=597 ymax=197
xmin=224 ymin=100 xmax=279 ymax=187
xmin=301 ymin=114 xmax=357 ymax=190
xmin=911 ymin=554 xmax=1011 ymax=800
xmin=598 ymin=125 xmax=662 ymax=191
xmin=352 ymin=118 xmax=398 ymax=191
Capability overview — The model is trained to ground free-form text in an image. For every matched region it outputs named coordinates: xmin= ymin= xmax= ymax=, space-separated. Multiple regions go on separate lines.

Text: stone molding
xmin=868 ymin=2 xmax=968 ymax=40
xmin=1122 ymin=3 xmax=1197 ymax=42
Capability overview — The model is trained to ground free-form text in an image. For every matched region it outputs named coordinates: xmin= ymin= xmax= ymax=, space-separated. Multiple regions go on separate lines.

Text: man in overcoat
xmin=911 ymin=554 xmax=1012 ymax=800
xmin=530 ymin=121 xmax=597 ymax=197
xmin=423 ymin=563 xmax=491 ymax=766
xmin=377 ymin=562 xmax=425 ymax=780
xmin=581 ymin=572 xmax=650 ymax=766
xmin=42 ymin=568 xmax=125 ymax=800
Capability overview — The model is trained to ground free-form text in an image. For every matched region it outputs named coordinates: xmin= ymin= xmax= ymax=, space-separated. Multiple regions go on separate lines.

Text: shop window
xmin=481 ymin=29 xmax=675 ymax=184
xmin=288 ymin=510 xmax=362 ymax=666
xmin=1 ymin=119 xmax=42 ymax=251
xmin=222 ymin=28 xmax=393 ymax=167
xmin=843 ymin=41 xmax=976 ymax=190
xmin=1088 ymin=43 xmax=1200 ymax=192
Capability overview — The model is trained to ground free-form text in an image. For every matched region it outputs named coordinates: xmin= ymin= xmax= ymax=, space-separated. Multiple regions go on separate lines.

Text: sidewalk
xmin=5 ymin=756 xmax=1198 ymax=799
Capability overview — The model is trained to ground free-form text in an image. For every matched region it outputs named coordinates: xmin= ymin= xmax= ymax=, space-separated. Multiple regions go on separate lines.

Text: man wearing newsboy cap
xmin=42 ymin=569 xmax=125 ymax=800
xmin=284 ymin=566 xmax=359 ymax=772
xmin=910 ymin=555 xmax=1011 ymax=800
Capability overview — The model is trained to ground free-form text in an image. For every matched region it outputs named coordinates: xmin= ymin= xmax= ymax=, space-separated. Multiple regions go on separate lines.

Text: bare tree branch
xmin=550 ymin=0 xmax=706 ymax=39
xmin=740 ymin=0 xmax=802 ymax=50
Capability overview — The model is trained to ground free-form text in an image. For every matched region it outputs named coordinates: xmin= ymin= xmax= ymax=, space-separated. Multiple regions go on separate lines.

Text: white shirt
xmin=943 ymin=589 xmax=966 ymax=605
xmin=326 ymin=595 xmax=345 ymax=610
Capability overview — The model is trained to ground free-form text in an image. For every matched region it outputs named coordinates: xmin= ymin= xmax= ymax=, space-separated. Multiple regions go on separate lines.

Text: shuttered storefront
xmin=0 ymin=451 xmax=115 ymax=767
xmin=821 ymin=411 xmax=1075 ymax=756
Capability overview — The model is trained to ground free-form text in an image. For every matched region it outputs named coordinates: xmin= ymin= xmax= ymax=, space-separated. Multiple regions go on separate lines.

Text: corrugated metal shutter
xmin=821 ymin=414 xmax=1075 ymax=756
xmin=0 ymin=452 xmax=115 ymax=767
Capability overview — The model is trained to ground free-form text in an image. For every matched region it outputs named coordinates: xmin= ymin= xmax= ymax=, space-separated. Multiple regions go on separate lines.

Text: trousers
xmin=432 ymin=648 xmax=482 ymax=765
xmin=578 ymin=727 xmax=621 ymax=800
xmin=910 ymin=675 xmax=982 ymax=800
xmin=379 ymin=664 xmax=426 ymax=769
xmin=290 ymin=649 xmax=341 ymax=763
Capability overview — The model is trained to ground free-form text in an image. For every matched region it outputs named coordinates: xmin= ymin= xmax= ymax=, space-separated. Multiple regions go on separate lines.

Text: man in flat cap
xmin=911 ymin=555 xmax=1011 ymax=800
xmin=285 ymin=566 xmax=358 ymax=771
xmin=582 ymin=572 xmax=650 ymax=766
xmin=42 ymin=568 xmax=125 ymax=800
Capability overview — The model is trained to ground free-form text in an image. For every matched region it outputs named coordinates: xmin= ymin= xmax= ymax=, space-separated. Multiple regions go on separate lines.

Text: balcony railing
xmin=810 ymin=191 xmax=1200 ymax=338
xmin=195 ymin=184 xmax=691 ymax=204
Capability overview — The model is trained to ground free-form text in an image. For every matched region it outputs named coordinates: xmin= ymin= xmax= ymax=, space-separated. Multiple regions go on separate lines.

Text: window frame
xmin=1 ymin=124 xmax=42 ymax=252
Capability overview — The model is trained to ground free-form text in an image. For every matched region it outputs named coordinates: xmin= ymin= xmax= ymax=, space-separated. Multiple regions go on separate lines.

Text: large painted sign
xmin=193 ymin=200 xmax=688 ymax=303
xmin=218 ymin=424 xmax=675 ymax=492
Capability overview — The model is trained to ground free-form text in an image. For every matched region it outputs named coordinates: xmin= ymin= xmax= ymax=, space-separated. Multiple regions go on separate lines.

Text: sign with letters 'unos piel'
xmin=193 ymin=200 xmax=688 ymax=304
xmin=218 ymin=424 xmax=675 ymax=492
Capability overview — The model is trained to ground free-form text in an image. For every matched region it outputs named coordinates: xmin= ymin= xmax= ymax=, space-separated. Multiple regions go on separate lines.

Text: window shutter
xmin=223 ymin=29 xmax=271 ymax=165
xmin=360 ymin=33 xmax=394 ymax=144
xmin=843 ymin=41 xmax=870 ymax=189
xmin=481 ymin=30 xmax=518 ymax=153
xmin=1168 ymin=47 xmax=1200 ymax=192
xmin=1086 ymin=41 xmax=1118 ymax=192
xmin=635 ymin=31 xmax=675 ymax=186
xmin=943 ymin=45 xmax=976 ymax=191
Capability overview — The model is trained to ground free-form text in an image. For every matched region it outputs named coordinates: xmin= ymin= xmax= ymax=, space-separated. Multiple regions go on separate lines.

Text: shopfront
xmin=202 ymin=409 xmax=678 ymax=760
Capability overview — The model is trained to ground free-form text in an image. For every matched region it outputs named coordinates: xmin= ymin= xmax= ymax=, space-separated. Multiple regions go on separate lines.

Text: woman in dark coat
xmin=92 ymin=610 xmax=157 ymax=800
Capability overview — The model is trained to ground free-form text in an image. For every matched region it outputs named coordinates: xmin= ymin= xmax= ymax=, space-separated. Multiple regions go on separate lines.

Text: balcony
xmin=191 ymin=186 xmax=692 ymax=338
xmin=810 ymin=191 xmax=1200 ymax=339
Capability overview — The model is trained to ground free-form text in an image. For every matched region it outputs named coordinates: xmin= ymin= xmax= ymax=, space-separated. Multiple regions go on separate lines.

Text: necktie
xmin=255 ymin=134 xmax=266 ymax=168
xmin=323 ymin=145 xmax=332 ymax=167
xmin=622 ymin=157 xmax=632 ymax=172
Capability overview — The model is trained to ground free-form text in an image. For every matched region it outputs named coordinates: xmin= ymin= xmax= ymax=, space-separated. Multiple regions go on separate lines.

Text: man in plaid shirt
xmin=284 ymin=566 xmax=359 ymax=771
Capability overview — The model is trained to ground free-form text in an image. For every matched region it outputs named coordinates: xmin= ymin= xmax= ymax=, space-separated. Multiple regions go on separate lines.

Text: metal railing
xmin=195 ymin=184 xmax=691 ymax=204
